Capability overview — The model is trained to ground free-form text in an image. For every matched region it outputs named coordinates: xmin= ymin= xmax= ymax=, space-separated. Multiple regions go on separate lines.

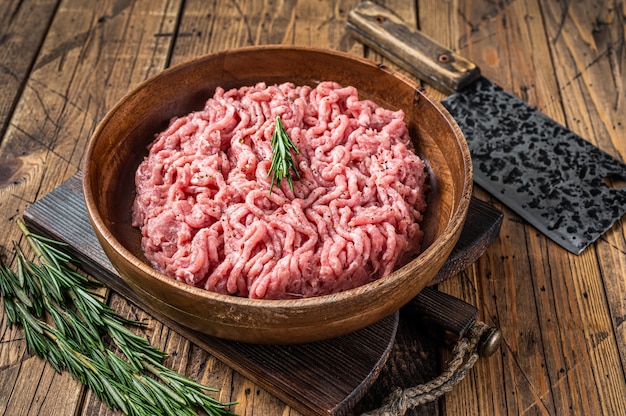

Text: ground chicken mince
xmin=131 ymin=81 xmax=428 ymax=299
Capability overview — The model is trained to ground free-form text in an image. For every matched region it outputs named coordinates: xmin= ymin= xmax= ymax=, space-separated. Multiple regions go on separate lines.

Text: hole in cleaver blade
xmin=442 ymin=77 xmax=626 ymax=255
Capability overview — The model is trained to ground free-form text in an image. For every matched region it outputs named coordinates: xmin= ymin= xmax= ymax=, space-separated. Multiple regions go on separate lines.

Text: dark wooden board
xmin=23 ymin=172 xmax=503 ymax=416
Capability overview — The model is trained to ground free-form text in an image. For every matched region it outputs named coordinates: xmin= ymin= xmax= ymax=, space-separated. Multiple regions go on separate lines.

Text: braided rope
xmin=361 ymin=320 xmax=491 ymax=416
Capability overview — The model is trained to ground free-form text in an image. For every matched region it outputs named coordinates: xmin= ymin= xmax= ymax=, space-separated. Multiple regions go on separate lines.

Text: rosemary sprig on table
xmin=0 ymin=219 xmax=237 ymax=416
xmin=268 ymin=115 xmax=300 ymax=193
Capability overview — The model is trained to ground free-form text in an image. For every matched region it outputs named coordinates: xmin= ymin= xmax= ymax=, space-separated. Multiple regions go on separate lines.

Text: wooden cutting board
xmin=23 ymin=172 xmax=502 ymax=416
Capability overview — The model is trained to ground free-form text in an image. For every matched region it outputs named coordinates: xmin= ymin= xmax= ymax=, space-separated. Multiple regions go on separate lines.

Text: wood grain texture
xmin=347 ymin=2 xmax=481 ymax=93
xmin=0 ymin=0 xmax=59 ymax=140
xmin=0 ymin=0 xmax=182 ymax=415
xmin=417 ymin=0 xmax=626 ymax=415
xmin=1 ymin=1 xmax=625 ymax=416
xmin=538 ymin=0 xmax=626 ymax=381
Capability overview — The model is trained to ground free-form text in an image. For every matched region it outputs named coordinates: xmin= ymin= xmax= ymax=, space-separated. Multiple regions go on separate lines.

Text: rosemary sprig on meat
xmin=268 ymin=115 xmax=300 ymax=193
xmin=0 ymin=219 xmax=237 ymax=416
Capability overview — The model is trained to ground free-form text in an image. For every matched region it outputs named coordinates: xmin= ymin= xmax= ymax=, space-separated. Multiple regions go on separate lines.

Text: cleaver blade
xmin=347 ymin=1 xmax=626 ymax=254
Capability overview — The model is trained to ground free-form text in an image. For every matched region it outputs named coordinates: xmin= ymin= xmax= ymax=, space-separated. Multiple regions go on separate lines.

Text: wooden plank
xmin=444 ymin=0 xmax=544 ymax=408
xmin=0 ymin=0 xmax=59 ymax=139
xmin=171 ymin=0 xmax=363 ymax=61
xmin=0 ymin=1 xmax=182 ymax=415
xmin=538 ymin=2 xmax=626 ymax=414
xmin=417 ymin=0 xmax=626 ymax=415
xmin=539 ymin=0 xmax=626 ymax=378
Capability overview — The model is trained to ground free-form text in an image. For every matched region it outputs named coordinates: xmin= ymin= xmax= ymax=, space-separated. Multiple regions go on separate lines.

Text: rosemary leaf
xmin=0 ymin=220 xmax=238 ymax=416
xmin=14 ymin=252 xmax=44 ymax=316
xmin=268 ymin=115 xmax=300 ymax=193
xmin=0 ymin=266 xmax=32 ymax=309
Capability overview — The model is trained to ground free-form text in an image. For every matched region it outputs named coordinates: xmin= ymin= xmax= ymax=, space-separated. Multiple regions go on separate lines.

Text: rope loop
xmin=361 ymin=320 xmax=491 ymax=416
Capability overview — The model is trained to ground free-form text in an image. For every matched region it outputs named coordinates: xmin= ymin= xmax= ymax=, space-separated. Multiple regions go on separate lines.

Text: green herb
xmin=268 ymin=115 xmax=300 ymax=193
xmin=0 ymin=219 xmax=237 ymax=416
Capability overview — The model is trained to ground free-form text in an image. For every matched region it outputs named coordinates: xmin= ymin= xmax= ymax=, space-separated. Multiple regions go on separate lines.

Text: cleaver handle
xmin=347 ymin=1 xmax=481 ymax=93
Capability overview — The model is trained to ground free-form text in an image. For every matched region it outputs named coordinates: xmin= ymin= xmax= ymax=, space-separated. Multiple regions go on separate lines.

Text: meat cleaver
xmin=347 ymin=1 xmax=626 ymax=254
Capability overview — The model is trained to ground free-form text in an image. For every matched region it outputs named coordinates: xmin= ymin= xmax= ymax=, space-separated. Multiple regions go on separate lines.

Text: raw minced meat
xmin=132 ymin=81 xmax=428 ymax=299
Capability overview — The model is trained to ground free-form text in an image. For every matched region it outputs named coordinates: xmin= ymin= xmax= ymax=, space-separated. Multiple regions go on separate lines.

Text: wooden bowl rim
xmin=83 ymin=45 xmax=473 ymax=311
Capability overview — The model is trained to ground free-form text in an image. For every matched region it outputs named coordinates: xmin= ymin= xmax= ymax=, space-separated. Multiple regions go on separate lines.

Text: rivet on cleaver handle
xmin=346 ymin=1 xmax=480 ymax=93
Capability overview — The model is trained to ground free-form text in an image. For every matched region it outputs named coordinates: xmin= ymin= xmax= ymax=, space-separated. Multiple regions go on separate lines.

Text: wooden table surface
xmin=1 ymin=0 xmax=625 ymax=415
